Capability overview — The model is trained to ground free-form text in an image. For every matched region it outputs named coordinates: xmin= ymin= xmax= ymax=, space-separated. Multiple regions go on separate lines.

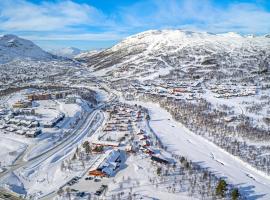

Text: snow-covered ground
xmin=53 ymin=101 xmax=196 ymax=200
xmin=0 ymin=108 xmax=103 ymax=199
xmin=66 ymin=153 xmax=196 ymax=200
xmin=125 ymin=100 xmax=270 ymax=200
xmin=0 ymin=87 xmax=98 ymax=197
xmin=105 ymin=154 xmax=196 ymax=200
xmin=0 ymin=137 xmax=27 ymax=167
xmin=0 ymin=97 xmax=89 ymax=162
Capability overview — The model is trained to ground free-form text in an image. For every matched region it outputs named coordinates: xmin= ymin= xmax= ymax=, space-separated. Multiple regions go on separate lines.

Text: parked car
xmin=77 ymin=192 xmax=85 ymax=197
xmin=85 ymin=176 xmax=93 ymax=180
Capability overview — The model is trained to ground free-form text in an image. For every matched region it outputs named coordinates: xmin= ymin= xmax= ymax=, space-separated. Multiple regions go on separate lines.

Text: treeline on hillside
xmin=135 ymin=93 xmax=270 ymax=175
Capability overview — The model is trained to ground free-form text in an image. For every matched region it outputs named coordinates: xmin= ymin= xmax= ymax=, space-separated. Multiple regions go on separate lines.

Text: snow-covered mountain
xmin=79 ymin=29 xmax=270 ymax=80
xmin=0 ymin=34 xmax=53 ymax=63
xmin=49 ymin=47 xmax=83 ymax=58
xmin=75 ymin=49 xmax=103 ymax=61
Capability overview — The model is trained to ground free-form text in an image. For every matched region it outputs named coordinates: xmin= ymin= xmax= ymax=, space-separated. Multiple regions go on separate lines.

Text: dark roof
xmin=151 ymin=155 xmax=169 ymax=164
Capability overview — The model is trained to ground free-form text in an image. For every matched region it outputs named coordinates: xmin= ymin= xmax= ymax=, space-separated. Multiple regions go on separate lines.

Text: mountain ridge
xmin=77 ymin=29 xmax=270 ymax=80
xmin=0 ymin=34 xmax=53 ymax=64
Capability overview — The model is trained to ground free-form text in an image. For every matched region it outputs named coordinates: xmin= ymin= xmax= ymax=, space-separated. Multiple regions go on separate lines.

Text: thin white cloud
xmin=1 ymin=0 xmax=269 ymax=35
xmin=0 ymin=0 xmax=109 ymax=31
xmin=23 ymin=32 xmax=128 ymax=41
xmin=211 ymin=3 xmax=270 ymax=33
xmin=0 ymin=0 xmax=269 ymax=47
xmin=120 ymin=0 xmax=270 ymax=34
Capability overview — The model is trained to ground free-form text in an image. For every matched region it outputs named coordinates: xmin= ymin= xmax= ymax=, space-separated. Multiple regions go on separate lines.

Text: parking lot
xmin=68 ymin=174 xmax=111 ymax=196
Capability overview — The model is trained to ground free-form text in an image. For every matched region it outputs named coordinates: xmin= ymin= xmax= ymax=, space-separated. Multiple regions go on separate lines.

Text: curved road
xmin=0 ymin=86 xmax=117 ymax=199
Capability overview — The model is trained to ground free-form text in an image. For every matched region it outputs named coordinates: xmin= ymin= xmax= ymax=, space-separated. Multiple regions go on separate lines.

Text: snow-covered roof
xmin=89 ymin=149 xmax=121 ymax=176
xmin=92 ymin=140 xmax=120 ymax=147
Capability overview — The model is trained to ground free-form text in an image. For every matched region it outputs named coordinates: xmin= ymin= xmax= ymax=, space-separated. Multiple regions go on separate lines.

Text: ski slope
xmin=127 ymin=100 xmax=270 ymax=200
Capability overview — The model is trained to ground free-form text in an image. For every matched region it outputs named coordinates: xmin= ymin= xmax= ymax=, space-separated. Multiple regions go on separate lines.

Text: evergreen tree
xmin=216 ymin=179 xmax=227 ymax=198
xmin=72 ymin=153 xmax=77 ymax=160
xmin=231 ymin=188 xmax=240 ymax=200
xmin=75 ymin=146 xmax=80 ymax=155
xmin=157 ymin=167 xmax=162 ymax=176
xmin=57 ymin=187 xmax=64 ymax=196
xmin=83 ymin=141 xmax=91 ymax=154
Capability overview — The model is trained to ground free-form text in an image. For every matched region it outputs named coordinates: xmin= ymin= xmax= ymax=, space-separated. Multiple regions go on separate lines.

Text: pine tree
xmin=216 ymin=179 xmax=227 ymax=198
xmin=57 ymin=187 xmax=64 ymax=196
xmin=231 ymin=188 xmax=240 ymax=200
xmin=157 ymin=167 xmax=162 ymax=176
xmin=60 ymin=161 xmax=65 ymax=171
xmin=83 ymin=141 xmax=91 ymax=154
xmin=76 ymin=147 xmax=80 ymax=155
xmin=72 ymin=153 xmax=77 ymax=160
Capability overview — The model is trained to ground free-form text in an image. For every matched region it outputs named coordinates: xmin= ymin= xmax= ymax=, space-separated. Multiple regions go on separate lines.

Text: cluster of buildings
xmin=2 ymin=89 xmax=77 ymax=138
xmin=6 ymin=117 xmax=39 ymax=127
xmin=11 ymin=90 xmax=77 ymax=109
xmin=103 ymin=105 xmax=141 ymax=133
xmin=26 ymin=90 xmax=74 ymax=101
xmin=120 ymin=79 xmax=204 ymax=102
xmin=0 ymin=100 xmax=43 ymax=137
xmin=87 ymin=102 xmax=173 ymax=178
xmin=209 ymin=84 xmax=257 ymax=98
xmin=87 ymin=103 xmax=144 ymax=177
xmin=12 ymin=100 xmax=32 ymax=108
xmin=0 ymin=118 xmax=41 ymax=138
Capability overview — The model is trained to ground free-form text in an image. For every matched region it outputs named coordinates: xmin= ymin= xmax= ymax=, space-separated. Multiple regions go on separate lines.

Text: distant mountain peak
xmin=49 ymin=47 xmax=83 ymax=58
xmin=2 ymin=34 xmax=19 ymax=39
xmin=78 ymin=29 xmax=270 ymax=81
xmin=0 ymin=34 xmax=53 ymax=63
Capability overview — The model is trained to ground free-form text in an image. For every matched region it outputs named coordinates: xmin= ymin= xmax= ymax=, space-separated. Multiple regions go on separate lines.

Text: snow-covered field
xmin=1 ymin=29 xmax=270 ymax=199
xmin=0 ymin=137 xmax=27 ymax=167
xmin=126 ymin=100 xmax=270 ymax=199
xmin=67 ymin=154 xmax=196 ymax=200
xmin=105 ymin=154 xmax=196 ymax=200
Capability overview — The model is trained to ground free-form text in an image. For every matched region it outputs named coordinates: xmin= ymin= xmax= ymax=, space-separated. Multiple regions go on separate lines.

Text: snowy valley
xmin=0 ymin=30 xmax=270 ymax=200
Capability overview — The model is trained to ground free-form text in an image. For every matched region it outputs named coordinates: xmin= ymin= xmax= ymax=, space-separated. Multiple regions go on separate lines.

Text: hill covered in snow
xmin=0 ymin=34 xmax=54 ymax=64
xmin=0 ymin=35 xmax=84 ymax=92
xmin=49 ymin=47 xmax=83 ymax=58
xmin=78 ymin=29 xmax=270 ymax=80
xmin=78 ymin=29 xmax=270 ymax=179
xmin=75 ymin=49 xmax=102 ymax=61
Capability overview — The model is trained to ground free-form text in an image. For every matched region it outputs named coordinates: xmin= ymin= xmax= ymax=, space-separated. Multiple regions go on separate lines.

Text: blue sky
xmin=0 ymin=0 xmax=270 ymax=50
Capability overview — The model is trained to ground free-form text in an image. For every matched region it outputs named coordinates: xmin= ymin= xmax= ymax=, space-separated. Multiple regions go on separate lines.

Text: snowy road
xmin=0 ymin=86 xmax=116 ymax=176
xmin=128 ymin=101 xmax=270 ymax=200
xmin=0 ymin=90 xmax=118 ymax=198
xmin=0 ymin=109 xmax=96 ymax=180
